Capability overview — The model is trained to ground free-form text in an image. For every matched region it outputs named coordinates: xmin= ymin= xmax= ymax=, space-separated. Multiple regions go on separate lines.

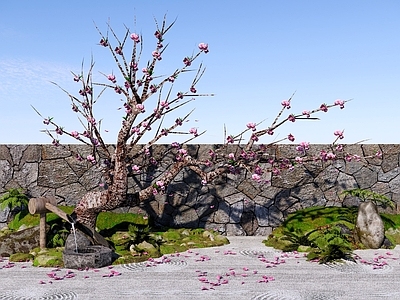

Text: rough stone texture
xmin=0 ymin=144 xmax=399 ymax=235
xmin=355 ymin=202 xmax=385 ymax=249
xmin=63 ymin=245 xmax=113 ymax=269
xmin=64 ymin=230 xmax=92 ymax=251
xmin=0 ymin=226 xmax=40 ymax=256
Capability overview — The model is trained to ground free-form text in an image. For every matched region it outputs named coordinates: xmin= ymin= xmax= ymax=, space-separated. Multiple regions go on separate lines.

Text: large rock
xmin=355 ymin=201 xmax=384 ymax=249
xmin=64 ymin=229 xmax=92 ymax=251
xmin=0 ymin=226 xmax=40 ymax=256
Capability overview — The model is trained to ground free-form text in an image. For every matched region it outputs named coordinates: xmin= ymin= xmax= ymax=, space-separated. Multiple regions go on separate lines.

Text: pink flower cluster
xmin=198 ymin=43 xmax=209 ymax=53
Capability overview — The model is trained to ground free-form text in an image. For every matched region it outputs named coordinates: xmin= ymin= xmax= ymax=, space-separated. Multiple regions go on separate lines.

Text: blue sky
xmin=1 ymin=0 xmax=399 ymax=145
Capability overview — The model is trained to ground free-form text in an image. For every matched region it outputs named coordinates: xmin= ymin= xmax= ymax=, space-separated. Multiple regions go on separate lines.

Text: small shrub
xmin=307 ymin=227 xmax=354 ymax=264
xmin=342 ymin=188 xmax=395 ymax=209
xmin=0 ymin=188 xmax=29 ymax=223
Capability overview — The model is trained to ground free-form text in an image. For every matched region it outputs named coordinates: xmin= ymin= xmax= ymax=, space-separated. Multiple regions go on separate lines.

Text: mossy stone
xmin=9 ymin=252 xmax=34 ymax=262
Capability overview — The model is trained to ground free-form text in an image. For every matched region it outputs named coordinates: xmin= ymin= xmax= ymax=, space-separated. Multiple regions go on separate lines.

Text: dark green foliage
xmin=307 ymin=227 xmax=354 ymax=263
xmin=46 ymin=220 xmax=70 ymax=248
xmin=127 ymin=224 xmax=162 ymax=248
xmin=0 ymin=188 xmax=29 ymax=223
xmin=0 ymin=188 xmax=29 ymax=211
xmin=281 ymin=228 xmax=317 ymax=251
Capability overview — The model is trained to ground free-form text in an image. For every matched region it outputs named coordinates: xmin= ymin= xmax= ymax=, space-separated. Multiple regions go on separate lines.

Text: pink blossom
xmin=161 ymin=129 xmax=168 ymax=136
xmin=288 ymin=134 xmax=295 ymax=142
xmin=183 ymin=57 xmax=192 ymax=66
xmin=73 ymin=75 xmax=80 ymax=82
xmin=152 ymin=51 xmax=161 ymax=60
xmin=251 ymin=134 xmax=259 ymax=142
xmin=156 ymin=180 xmax=165 ymax=188
xmin=132 ymin=165 xmax=140 ymax=172
xmin=228 ymin=153 xmax=235 ymax=159
xmin=154 ymin=30 xmax=162 ymax=40
xmin=87 ymin=117 xmax=96 ymax=125
xmin=246 ymin=122 xmax=256 ymax=131
xmin=43 ymin=118 xmax=51 ymax=125
xmin=130 ymin=62 xmax=138 ymax=71
xmin=124 ymin=103 xmax=132 ymax=114
xmin=190 ymin=86 xmax=197 ymax=93
xmin=99 ymin=38 xmax=108 ymax=47
xmin=136 ymin=104 xmax=145 ymax=112
xmin=107 ymin=74 xmax=116 ymax=83
xmin=189 ymin=128 xmax=198 ymax=136
xmin=177 ymin=92 xmax=184 ymax=99
xmin=114 ymin=46 xmax=123 ymax=55
xmin=175 ymin=118 xmax=183 ymax=126
xmin=52 ymin=139 xmax=59 ymax=147
xmin=272 ymin=168 xmax=280 ymax=175
xmin=281 ymin=100 xmax=291 ymax=109
xmin=198 ymin=43 xmax=209 ymax=53
xmin=320 ymin=103 xmax=328 ymax=112
xmin=168 ymin=76 xmax=175 ymax=83
xmin=71 ymin=131 xmax=79 ymax=138
xmin=296 ymin=141 xmax=310 ymax=153
xmin=288 ymin=114 xmax=296 ymax=122
xmin=295 ymin=157 xmax=303 ymax=164
xmin=160 ymin=101 xmax=169 ymax=109
xmin=252 ymin=174 xmax=261 ymax=182
xmin=55 ymin=127 xmax=63 ymax=135
xmin=254 ymin=165 xmax=263 ymax=175
xmin=87 ymin=155 xmax=96 ymax=164
xmin=302 ymin=110 xmax=310 ymax=118
xmin=267 ymin=129 xmax=274 ymax=135
xmin=227 ymin=135 xmax=234 ymax=143
xmin=375 ymin=150 xmax=383 ymax=158
xmin=150 ymin=84 xmax=157 ymax=93
xmin=334 ymin=130 xmax=344 ymax=139
xmin=141 ymin=121 xmax=149 ymax=128
xmin=336 ymin=144 xmax=343 ymax=151
xmin=334 ymin=99 xmax=345 ymax=109
xmin=114 ymin=86 xmax=122 ymax=94
xmin=353 ymin=154 xmax=361 ymax=161
xmin=326 ymin=152 xmax=336 ymax=160
xmin=131 ymin=126 xmax=140 ymax=134
xmin=208 ymin=149 xmax=215 ymax=158
xmin=171 ymin=142 xmax=180 ymax=148
xmin=178 ymin=148 xmax=187 ymax=156
xmin=345 ymin=154 xmax=352 ymax=162
xmin=130 ymin=33 xmax=140 ymax=43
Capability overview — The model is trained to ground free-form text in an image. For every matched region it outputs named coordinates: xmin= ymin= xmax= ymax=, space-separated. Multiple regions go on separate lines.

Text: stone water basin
xmin=63 ymin=245 xmax=113 ymax=269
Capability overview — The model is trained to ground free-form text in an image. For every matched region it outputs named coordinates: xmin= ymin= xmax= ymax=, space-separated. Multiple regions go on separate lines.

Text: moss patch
xmin=9 ymin=252 xmax=34 ymax=262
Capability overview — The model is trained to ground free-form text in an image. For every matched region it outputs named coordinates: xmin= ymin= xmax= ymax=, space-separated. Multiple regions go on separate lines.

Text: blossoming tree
xmin=34 ymin=17 xmax=381 ymax=232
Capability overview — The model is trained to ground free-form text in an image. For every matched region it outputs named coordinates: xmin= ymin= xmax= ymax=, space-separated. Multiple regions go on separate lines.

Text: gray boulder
xmin=355 ymin=201 xmax=384 ymax=249
xmin=0 ymin=226 xmax=40 ymax=256
xmin=64 ymin=229 xmax=92 ymax=251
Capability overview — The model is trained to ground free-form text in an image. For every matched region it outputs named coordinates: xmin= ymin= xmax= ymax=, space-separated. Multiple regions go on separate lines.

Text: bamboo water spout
xmin=28 ymin=197 xmax=109 ymax=250
xmin=28 ymin=197 xmax=65 ymax=249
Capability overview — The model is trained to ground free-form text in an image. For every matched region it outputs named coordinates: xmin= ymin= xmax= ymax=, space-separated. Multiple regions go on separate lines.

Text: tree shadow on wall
xmin=125 ymin=144 xmax=229 ymax=232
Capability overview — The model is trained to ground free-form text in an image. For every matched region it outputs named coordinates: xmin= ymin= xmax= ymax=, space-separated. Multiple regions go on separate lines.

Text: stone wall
xmin=0 ymin=144 xmax=399 ymax=235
